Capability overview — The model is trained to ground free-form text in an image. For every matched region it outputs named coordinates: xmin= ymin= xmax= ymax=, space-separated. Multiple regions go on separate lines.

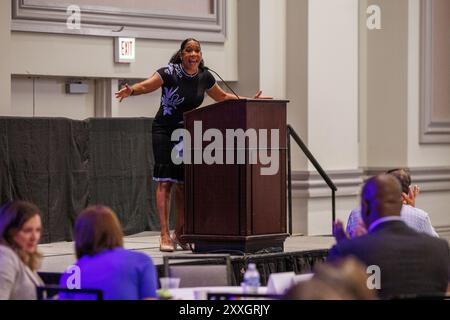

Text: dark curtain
xmin=0 ymin=117 xmax=165 ymax=243
xmin=88 ymin=118 xmax=157 ymax=236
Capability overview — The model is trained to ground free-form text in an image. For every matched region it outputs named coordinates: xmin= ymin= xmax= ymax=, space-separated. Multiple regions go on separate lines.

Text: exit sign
xmin=114 ymin=37 xmax=135 ymax=63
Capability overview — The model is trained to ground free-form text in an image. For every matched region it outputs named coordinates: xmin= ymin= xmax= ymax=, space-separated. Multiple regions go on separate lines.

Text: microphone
xmin=203 ymin=66 xmax=240 ymax=100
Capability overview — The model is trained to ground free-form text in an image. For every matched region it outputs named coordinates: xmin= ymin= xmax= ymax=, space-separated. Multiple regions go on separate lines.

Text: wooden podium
xmin=182 ymin=99 xmax=289 ymax=253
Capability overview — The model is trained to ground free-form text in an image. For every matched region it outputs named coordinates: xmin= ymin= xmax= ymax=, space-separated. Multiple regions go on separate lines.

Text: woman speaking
xmin=116 ymin=38 xmax=269 ymax=252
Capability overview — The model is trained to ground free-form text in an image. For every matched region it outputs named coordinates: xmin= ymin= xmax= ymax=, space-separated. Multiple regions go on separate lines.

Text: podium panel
xmin=183 ymin=100 xmax=289 ymax=253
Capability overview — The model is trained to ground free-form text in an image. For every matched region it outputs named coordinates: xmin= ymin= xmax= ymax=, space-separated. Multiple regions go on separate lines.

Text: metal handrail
xmin=287 ymin=125 xmax=337 ymax=234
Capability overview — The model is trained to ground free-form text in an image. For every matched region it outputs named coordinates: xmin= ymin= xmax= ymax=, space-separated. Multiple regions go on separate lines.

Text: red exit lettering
xmin=121 ymin=41 xmax=133 ymax=57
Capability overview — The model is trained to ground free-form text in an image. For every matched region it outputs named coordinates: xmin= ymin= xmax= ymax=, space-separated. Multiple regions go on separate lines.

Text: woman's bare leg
xmin=175 ymin=183 xmax=185 ymax=238
xmin=156 ymin=181 xmax=173 ymax=248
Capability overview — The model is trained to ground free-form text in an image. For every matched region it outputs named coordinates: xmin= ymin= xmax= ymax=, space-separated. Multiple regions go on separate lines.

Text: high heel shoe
xmin=159 ymin=237 xmax=174 ymax=252
xmin=170 ymin=233 xmax=192 ymax=251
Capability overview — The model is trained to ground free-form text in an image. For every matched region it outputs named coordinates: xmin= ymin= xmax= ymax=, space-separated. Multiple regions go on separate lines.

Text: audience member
xmin=329 ymin=174 xmax=450 ymax=299
xmin=284 ymin=257 xmax=377 ymax=300
xmin=344 ymin=168 xmax=438 ymax=239
xmin=59 ymin=205 xmax=158 ymax=300
xmin=0 ymin=201 xmax=44 ymax=299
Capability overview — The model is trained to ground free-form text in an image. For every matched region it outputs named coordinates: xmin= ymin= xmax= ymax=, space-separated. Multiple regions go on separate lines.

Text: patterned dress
xmin=152 ymin=63 xmax=216 ymax=183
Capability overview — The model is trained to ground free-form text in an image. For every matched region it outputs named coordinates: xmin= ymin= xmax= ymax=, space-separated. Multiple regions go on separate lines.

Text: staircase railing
xmin=287 ymin=125 xmax=337 ymax=234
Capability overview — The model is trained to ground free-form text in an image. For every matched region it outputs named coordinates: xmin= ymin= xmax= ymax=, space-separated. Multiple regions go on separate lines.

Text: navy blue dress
xmin=152 ymin=63 xmax=216 ymax=183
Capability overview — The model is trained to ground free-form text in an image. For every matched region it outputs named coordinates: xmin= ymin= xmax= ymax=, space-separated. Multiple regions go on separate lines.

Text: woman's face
xmin=180 ymin=40 xmax=202 ymax=73
xmin=13 ymin=214 xmax=42 ymax=254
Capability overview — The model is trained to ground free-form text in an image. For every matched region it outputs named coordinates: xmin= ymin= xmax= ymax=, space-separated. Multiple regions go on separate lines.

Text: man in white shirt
xmin=342 ymin=168 xmax=438 ymax=240
xmin=328 ymin=174 xmax=449 ymax=299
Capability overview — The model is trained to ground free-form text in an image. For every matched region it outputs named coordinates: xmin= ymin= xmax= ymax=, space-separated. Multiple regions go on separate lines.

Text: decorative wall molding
xmin=420 ymin=0 xmax=450 ymax=144
xmin=291 ymin=169 xmax=364 ymax=198
xmin=434 ymin=225 xmax=450 ymax=243
xmin=292 ymin=167 xmax=450 ymax=198
xmin=406 ymin=167 xmax=450 ymax=192
xmin=434 ymin=225 xmax=450 ymax=233
xmin=11 ymin=0 xmax=227 ymax=43
xmin=365 ymin=167 xmax=450 ymax=192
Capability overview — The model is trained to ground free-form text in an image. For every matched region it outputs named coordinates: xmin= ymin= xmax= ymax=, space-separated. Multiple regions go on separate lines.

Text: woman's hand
xmin=333 ymin=220 xmax=349 ymax=243
xmin=402 ymin=185 xmax=420 ymax=207
xmin=253 ymin=90 xmax=273 ymax=100
xmin=115 ymin=84 xmax=133 ymax=102
xmin=207 ymin=85 xmax=274 ymax=102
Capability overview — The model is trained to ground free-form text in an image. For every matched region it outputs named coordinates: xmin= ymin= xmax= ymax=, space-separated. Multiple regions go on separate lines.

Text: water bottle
xmin=243 ymin=263 xmax=260 ymax=294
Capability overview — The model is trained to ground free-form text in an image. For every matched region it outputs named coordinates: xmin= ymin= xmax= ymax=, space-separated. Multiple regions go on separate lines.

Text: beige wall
xmin=11 ymin=77 xmax=33 ymax=117
xmin=417 ymin=191 xmax=450 ymax=231
xmin=10 ymin=23 xmax=238 ymax=80
xmin=407 ymin=0 xmax=450 ymax=167
xmin=358 ymin=0 xmax=450 ymax=170
xmin=234 ymin=0 xmax=260 ymax=97
xmin=286 ymin=0 xmax=309 ymax=233
xmin=285 ymin=0 xmax=309 ymax=171
xmin=364 ymin=0 xmax=409 ymax=168
xmin=359 ymin=0 xmax=450 ymax=238
xmin=359 ymin=0 xmax=368 ymax=167
xmin=0 ymin=1 xmax=11 ymax=115
xmin=285 ymin=0 xmax=360 ymax=235
xmin=308 ymin=0 xmax=359 ymax=171
xmin=406 ymin=0 xmax=450 ymax=239
xmin=260 ymin=0 xmax=286 ymax=99
xmin=12 ymin=77 xmax=95 ymax=120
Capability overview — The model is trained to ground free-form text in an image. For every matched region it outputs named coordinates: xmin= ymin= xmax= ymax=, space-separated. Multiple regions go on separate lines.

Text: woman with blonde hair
xmin=59 ymin=205 xmax=158 ymax=300
xmin=0 ymin=201 xmax=44 ymax=299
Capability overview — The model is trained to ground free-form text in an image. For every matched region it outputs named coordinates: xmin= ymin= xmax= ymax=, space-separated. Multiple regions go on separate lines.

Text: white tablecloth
xmin=168 ymin=286 xmax=268 ymax=300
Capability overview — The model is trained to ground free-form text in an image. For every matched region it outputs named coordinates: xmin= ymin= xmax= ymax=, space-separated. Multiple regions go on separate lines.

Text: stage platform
xmin=38 ymin=233 xmax=335 ymax=286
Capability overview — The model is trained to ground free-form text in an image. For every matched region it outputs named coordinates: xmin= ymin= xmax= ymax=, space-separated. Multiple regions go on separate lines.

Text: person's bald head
xmin=361 ymin=174 xmax=403 ymax=228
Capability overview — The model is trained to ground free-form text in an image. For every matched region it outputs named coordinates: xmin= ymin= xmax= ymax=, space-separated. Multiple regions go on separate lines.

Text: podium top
xmin=183 ymin=99 xmax=289 ymax=117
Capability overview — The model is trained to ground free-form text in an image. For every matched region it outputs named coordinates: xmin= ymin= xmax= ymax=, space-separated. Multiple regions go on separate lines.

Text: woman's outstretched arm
xmin=115 ymin=72 xmax=164 ymax=102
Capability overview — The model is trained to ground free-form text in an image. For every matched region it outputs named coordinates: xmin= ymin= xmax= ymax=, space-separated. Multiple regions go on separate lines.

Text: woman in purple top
xmin=59 ymin=206 xmax=157 ymax=300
